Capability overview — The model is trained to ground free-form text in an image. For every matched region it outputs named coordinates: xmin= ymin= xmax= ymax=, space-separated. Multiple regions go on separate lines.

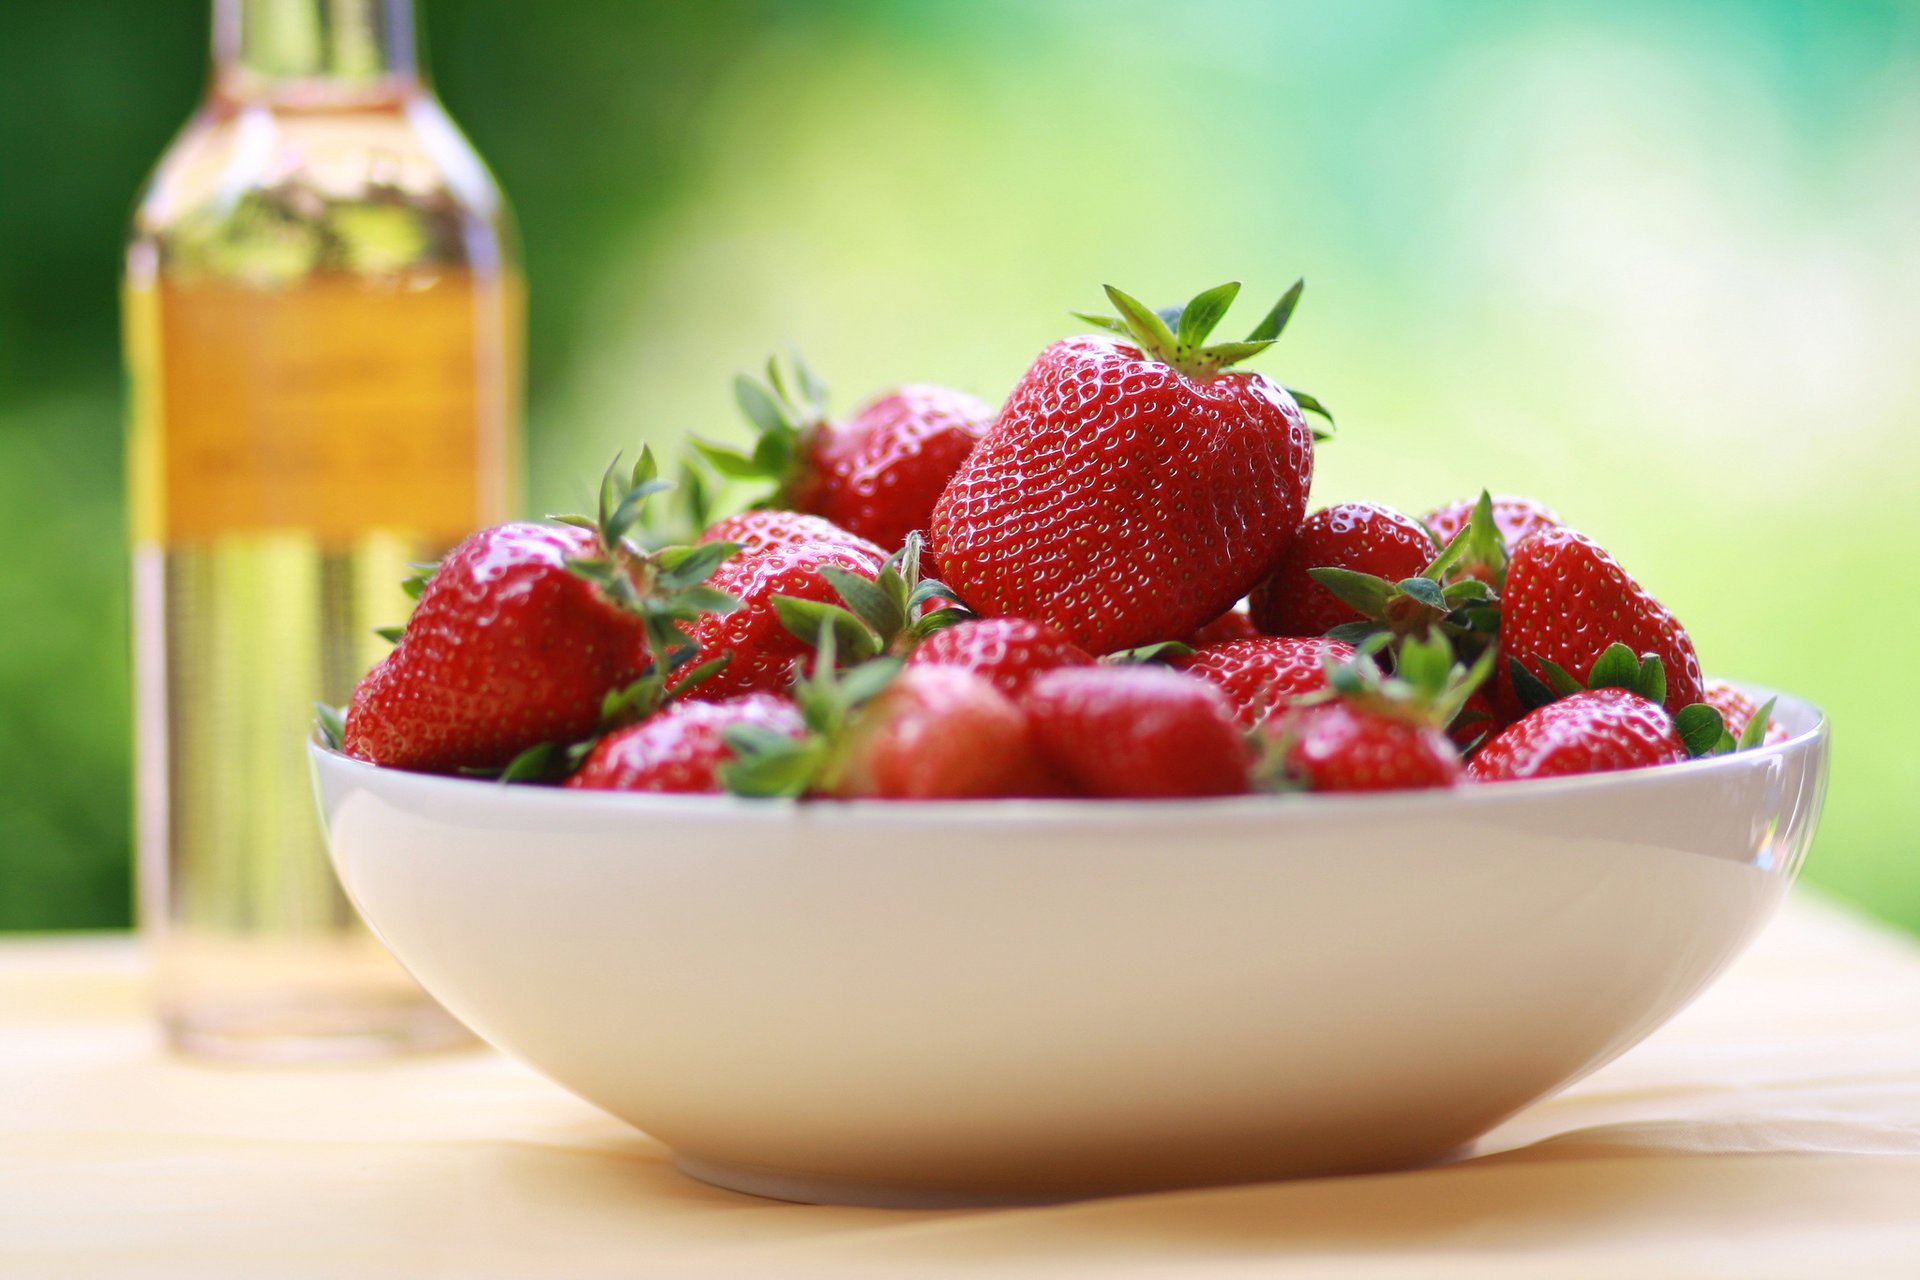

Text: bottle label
xmin=127 ymin=274 xmax=515 ymax=547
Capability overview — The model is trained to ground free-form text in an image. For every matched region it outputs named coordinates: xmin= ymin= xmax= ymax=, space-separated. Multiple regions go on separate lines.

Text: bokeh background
xmin=2 ymin=0 xmax=1916 ymax=932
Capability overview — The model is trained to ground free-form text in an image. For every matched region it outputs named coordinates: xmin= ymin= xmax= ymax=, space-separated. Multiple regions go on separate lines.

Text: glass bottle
xmin=125 ymin=0 xmax=521 ymax=1059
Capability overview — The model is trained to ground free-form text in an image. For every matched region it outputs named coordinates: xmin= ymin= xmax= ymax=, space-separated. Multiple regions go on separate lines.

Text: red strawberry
xmin=1022 ymin=666 xmax=1252 ymax=798
xmin=906 ymin=617 xmax=1094 ymax=696
xmin=700 ymin=509 xmax=884 ymax=561
xmin=834 ymin=666 xmax=1051 ymax=799
xmin=1188 ymin=604 xmax=1260 ymax=646
xmin=1279 ymin=702 xmax=1462 ymax=792
xmin=1468 ymin=687 xmax=1686 ymax=782
xmin=1249 ymin=502 xmax=1435 ymax=638
xmin=687 ymin=540 xmax=883 ymax=701
xmin=1498 ymin=527 xmax=1704 ymax=716
xmin=705 ymin=359 xmax=993 ymax=553
xmin=344 ymin=523 xmax=644 ymax=772
xmin=931 ymin=280 xmax=1325 ymax=654
xmin=567 ymin=694 xmax=803 ymax=793
xmin=1703 ymin=680 xmax=1789 ymax=746
xmin=1258 ymin=632 xmax=1479 ymax=792
xmin=1423 ymin=495 xmax=1561 ymax=550
xmin=1170 ymin=636 xmax=1354 ymax=730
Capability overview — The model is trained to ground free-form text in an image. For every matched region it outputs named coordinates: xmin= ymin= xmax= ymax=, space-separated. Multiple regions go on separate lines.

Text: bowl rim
xmin=311 ymin=681 xmax=1828 ymax=828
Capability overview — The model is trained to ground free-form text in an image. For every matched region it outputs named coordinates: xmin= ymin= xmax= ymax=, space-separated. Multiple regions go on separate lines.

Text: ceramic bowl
xmin=311 ymin=684 xmax=1828 ymax=1208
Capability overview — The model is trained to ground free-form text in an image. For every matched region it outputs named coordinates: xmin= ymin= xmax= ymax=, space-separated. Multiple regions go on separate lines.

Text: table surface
xmin=5 ymin=893 xmax=1920 ymax=1280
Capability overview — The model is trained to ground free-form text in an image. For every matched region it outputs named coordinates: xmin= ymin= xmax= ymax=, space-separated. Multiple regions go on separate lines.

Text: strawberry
xmin=906 ymin=616 xmax=1094 ymax=696
xmin=722 ymin=649 xmax=1050 ymax=800
xmin=1170 ymin=636 xmax=1354 ymax=730
xmin=342 ymin=454 xmax=741 ymax=774
xmin=1498 ymin=526 xmax=1704 ymax=716
xmin=700 ymin=357 xmax=994 ymax=552
xmin=567 ymin=694 xmax=803 ymax=793
xmin=344 ymin=523 xmax=644 ymax=773
xmin=1188 ymin=604 xmax=1260 ymax=646
xmin=1249 ymin=502 xmax=1435 ymax=638
xmin=1021 ymin=665 xmax=1252 ymax=798
xmin=1280 ymin=703 xmax=1462 ymax=792
xmin=1260 ymin=633 xmax=1481 ymax=792
xmin=699 ymin=509 xmax=884 ymax=561
xmin=1423 ymin=494 xmax=1560 ymax=551
xmin=930 ymin=279 xmax=1327 ymax=654
xmin=1468 ymin=688 xmax=1687 ymax=782
xmin=1703 ymin=680 xmax=1789 ymax=747
xmin=687 ymin=539 xmax=884 ymax=701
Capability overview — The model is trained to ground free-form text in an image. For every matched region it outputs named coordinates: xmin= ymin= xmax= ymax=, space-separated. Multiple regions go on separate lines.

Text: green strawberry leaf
xmin=1103 ymin=640 xmax=1195 ymax=665
xmin=1284 ymin=387 xmax=1334 ymax=436
xmin=718 ymin=733 xmax=825 ymax=798
xmin=1309 ymin=567 xmax=1397 ymax=618
xmin=313 ymin=703 xmax=346 ymax=751
xmin=1178 ymin=281 xmax=1240 ymax=347
xmin=1103 ymin=285 xmax=1181 ymax=358
xmin=1674 ymin=703 xmax=1726 ymax=758
xmin=772 ymin=596 xmax=880 ymax=661
xmin=1586 ymin=643 xmax=1642 ymax=694
xmin=373 ymin=625 xmax=405 ymax=646
xmin=653 ymin=541 xmax=738 ymax=590
xmin=1244 ymin=278 xmax=1304 ymax=343
xmin=1069 ymin=311 xmax=1130 ymax=336
xmin=1738 ymin=697 xmax=1779 ymax=750
xmin=822 ymin=565 xmax=906 ymax=643
xmin=1538 ymin=658 xmax=1585 ymax=698
xmin=1506 ymin=656 xmax=1558 ymax=712
xmin=1637 ymin=654 xmax=1668 ymax=707
xmin=499 ymin=741 xmax=562 ymax=784
xmin=1395 ymin=576 xmax=1447 ymax=610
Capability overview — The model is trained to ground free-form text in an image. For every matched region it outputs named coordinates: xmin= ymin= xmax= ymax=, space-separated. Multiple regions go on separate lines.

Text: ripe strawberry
xmin=1703 ymin=680 xmax=1789 ymax=747
xmin=1022 ymin=665 xmax=1252 ymax=798
xmin=834 ymin=666 xmax=1050 ymax=799
xmin=1259 ymin=632 xmax=1480 ymax=792
xmin=1280 ymin=703 xmax=1462 ymax=792
xmin=701 ymin=358 xmax=994 ymax=552
xmin=567 ymin=694 xmax=803 ymax=793
xmin=1423 ymin=495 xmax=1561 ymax=550
xmin=931 ymin=279 xmax=1326 ymax=654
xmin=1170 ymin=636 xmax=1354 ymax=730
xmin=1249 ymin=502 xmax=1435 ymax=638
xmin=687 ymin=539 xmax=883 ymax=701
xmin=906 ymin=616 xmax=1094 ymax=696
xmin=1498 ymin=527 xmax=1704 ymax=717
xmin=1468 ymin=688 xmax=1687 ymax=782
xmin=721 ymin=651 xmax=1051 ymax=800
xmin=344 ymin=523 xmax=645 ymax=773
xmin=700 ymin=509 xmax=884 ymax=561
xmin=1188 ymin=604 xmax=1259 ymax=646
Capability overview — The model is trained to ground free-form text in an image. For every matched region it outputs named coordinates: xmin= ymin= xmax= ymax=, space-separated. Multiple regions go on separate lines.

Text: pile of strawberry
xmin=325 ymin=279 xmax=1787 ymax=800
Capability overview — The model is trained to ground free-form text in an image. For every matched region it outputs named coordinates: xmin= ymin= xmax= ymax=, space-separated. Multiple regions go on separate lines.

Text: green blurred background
xmin=1 ymin=1 xmax=1915 ymax=932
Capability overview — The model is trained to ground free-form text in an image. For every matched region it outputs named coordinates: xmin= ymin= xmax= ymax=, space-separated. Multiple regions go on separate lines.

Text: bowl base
xmin=673 ymin=1141 xmax=1479 ymax=1209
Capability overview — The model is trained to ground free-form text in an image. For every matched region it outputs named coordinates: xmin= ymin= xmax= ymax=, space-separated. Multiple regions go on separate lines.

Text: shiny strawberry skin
xmin=700 ymin=509 xmax=884 ymax=561
xmin=837 ymin=666 xmax=1049 ymax=799
xmin=687 ymin=540 xmax=883 ymax=701
xmin=1187 ymin=605 xmax=1260 ymax=646
xmin=1703 ymin=679 xmax=1790 ymax=746
xmin=567 ymin=694 xmax=803 ymax=793
xmin=1280 ymin=702 xmax=1462 ymax=792
xmin=344 ymin=523 xmax=643 ymax=773
xmin=1171 ymin=636 xmax=1354 ymax=730
xmin=1469 ymin=688 xmax=1687 ymax=782
xmin=1250 ymin=502 xmax=1434 ymax=637
xmin=905 ymin=617 xmax=1094 ymax=697
xmin=1423 ymin=495 xmax=1561 ymax=549
xmin=1498 ymin=527 xmax=1704 ymax=715
xmin=1021 ymin=666 xmax=1252 ymax=798
xmin=801 ymin=384 xmax=995 ymax=553
xmin=931 ymin=335 xmax=1314 ymax=654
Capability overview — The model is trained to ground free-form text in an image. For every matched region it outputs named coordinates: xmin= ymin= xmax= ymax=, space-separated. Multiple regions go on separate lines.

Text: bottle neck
xmin=211 ymin=0 xmax=419 ymax=106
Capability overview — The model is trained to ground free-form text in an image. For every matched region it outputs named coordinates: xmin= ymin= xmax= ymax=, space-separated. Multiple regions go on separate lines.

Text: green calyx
xmin=1323 ymin=631 xmax=1493 ymax=731
xmin=770 ymin=534 xmax=971 ymax=664
xmin=718 ymin=624 xmax=905 ymax=798
xmin=1505 ymin=641 xmax=1761 ymax=761
xmin=553 ymin=446 xmax=744 ymax=683
xmin=1072 ymin=279 xmax=1334 ymax=437
xmin=692 ymin=352 xmax=832 ymax=504
xmin=1313 ymin=492 xmax=1509 ymax=665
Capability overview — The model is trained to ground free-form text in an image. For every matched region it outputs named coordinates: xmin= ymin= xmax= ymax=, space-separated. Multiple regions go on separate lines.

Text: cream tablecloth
xmin=4 ymin=893 xmax=1920 ymax=1279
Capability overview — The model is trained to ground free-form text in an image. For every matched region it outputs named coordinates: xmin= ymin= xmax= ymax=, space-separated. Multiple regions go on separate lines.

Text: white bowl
xmin=311 ymin=684 xmax=1828 ymax=1208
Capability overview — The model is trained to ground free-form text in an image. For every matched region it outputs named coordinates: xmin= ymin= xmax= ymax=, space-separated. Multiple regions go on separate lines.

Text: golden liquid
xmin=127 ymin=85 xmax=521 ymax=1056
